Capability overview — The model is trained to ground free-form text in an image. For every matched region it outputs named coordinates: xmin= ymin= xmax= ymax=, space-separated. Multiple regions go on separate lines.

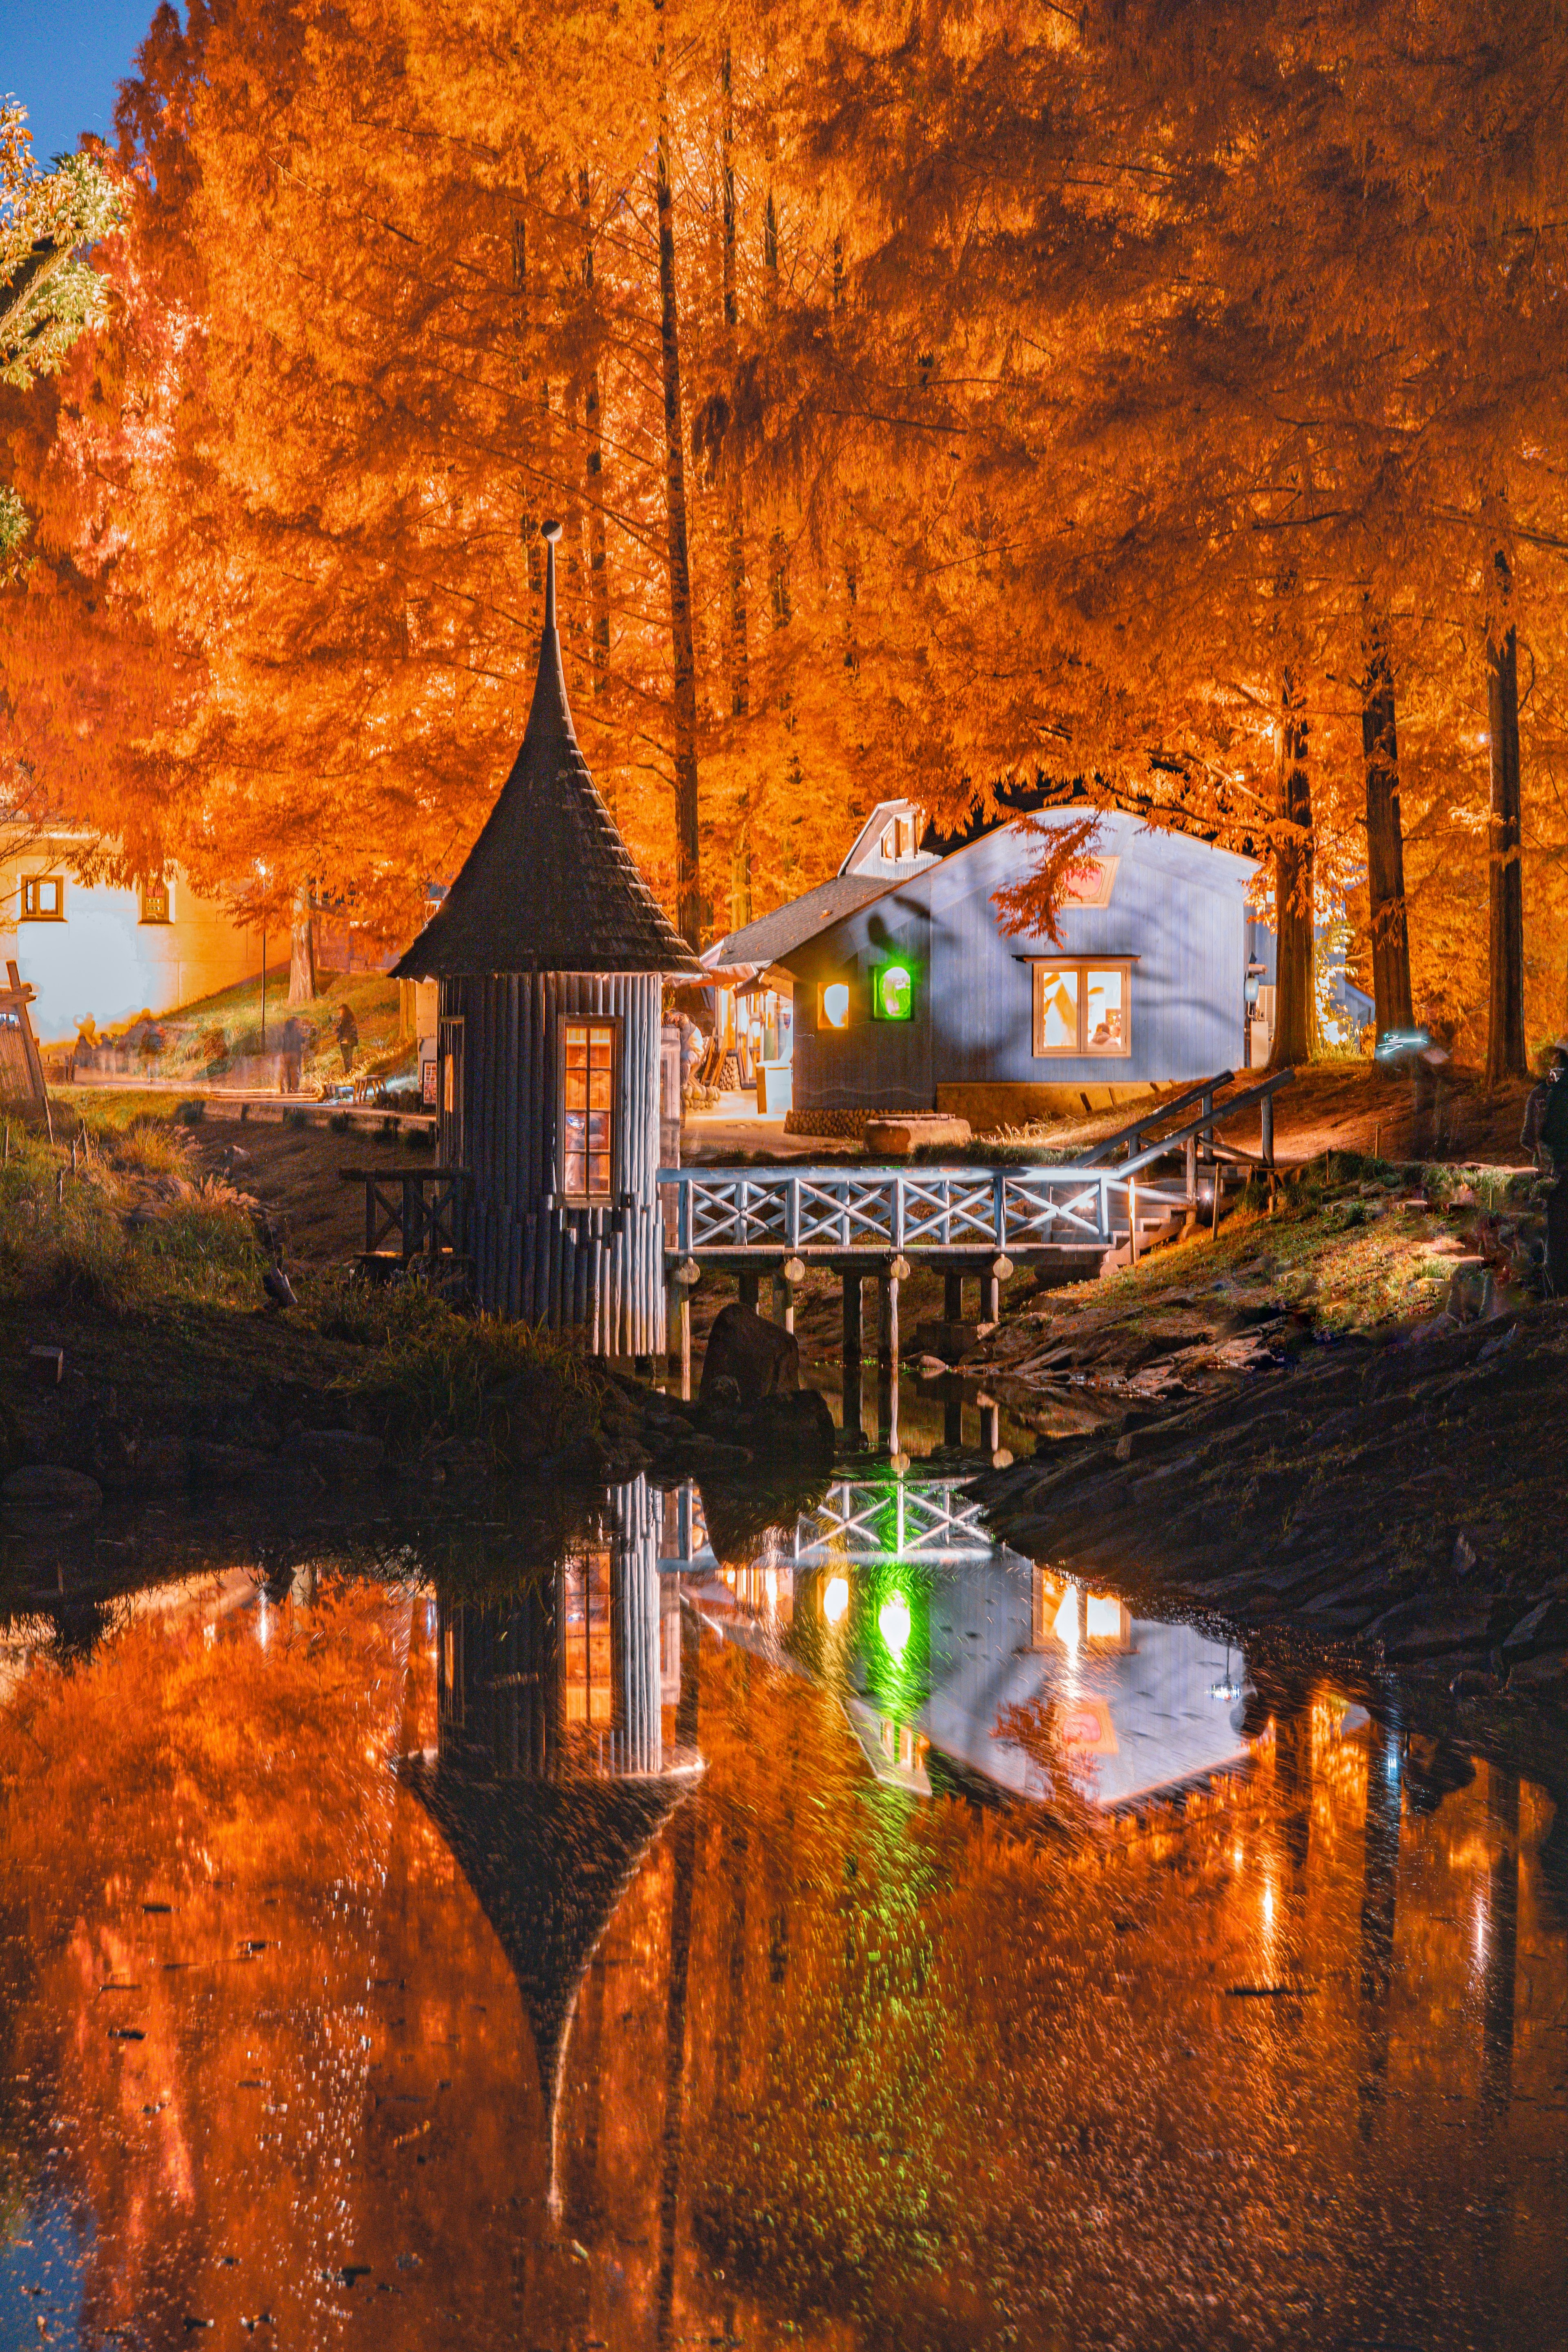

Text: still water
xmin=0 ymin=1476 xmax=1563 ymax=2350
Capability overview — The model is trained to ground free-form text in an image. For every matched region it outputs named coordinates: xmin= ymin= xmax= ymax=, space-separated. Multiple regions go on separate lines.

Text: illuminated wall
xmin=0 ymin=843 xmax=261 ymax=1043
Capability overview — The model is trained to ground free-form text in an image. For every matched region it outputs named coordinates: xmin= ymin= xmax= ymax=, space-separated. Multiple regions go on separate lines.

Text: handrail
xmin=1076 ymin=1072 xmax=1235 ymax=1165
xmin=1116 ymin=1067 xmax=1292 ymax=1180
xmin=658 ymin=1067 xmax=1293 ymax=1259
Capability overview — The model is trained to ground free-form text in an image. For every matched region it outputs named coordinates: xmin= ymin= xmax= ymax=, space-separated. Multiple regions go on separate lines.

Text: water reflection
xmin=0 ymin=1477 xmax=1562 ymax=2348
xmin=674 ymin=1475 xmax=1250 ymax=1809
xmin=404 ymin=1481 xmax=702 ymax=2215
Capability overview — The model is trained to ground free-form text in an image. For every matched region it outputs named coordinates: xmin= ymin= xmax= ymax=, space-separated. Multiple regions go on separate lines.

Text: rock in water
xmin=699 ymin=1303 xmax=800 ymax=1408
xmin=4 ymin=1464 xmax=104 ymax=1513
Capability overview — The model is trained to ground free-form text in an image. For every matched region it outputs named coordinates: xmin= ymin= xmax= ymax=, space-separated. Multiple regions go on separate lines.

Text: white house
xmin=0 ymin=835 xmax=261 ymax=1045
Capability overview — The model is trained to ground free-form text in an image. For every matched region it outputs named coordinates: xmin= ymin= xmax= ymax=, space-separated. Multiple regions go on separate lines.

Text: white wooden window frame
xmin=1030 ymin=958 xmax=1134 ymax=1059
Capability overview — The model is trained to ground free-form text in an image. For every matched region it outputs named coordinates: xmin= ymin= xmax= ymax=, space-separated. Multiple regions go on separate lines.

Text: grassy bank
xmin=75 ymin=972 xmax=411 ymax=1095
xmin=0 ymin=1101 xmax=614 ymax=1490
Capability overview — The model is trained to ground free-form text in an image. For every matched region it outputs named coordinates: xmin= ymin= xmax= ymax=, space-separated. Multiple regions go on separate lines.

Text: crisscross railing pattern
xmin=662 ymin=1069 xmax=1291 ymax=1261
xmin=658 ymin=1478 xmax=1000 ymax=1575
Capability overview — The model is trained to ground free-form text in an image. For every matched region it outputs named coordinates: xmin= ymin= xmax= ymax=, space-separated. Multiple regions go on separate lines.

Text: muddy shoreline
xmin=974 ymin=1296 xmax=1568 ymax=1706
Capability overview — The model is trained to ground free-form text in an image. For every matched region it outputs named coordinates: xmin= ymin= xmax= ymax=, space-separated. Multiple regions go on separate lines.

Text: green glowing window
xmin=872 ymin=961 xmax=914 ymax=1021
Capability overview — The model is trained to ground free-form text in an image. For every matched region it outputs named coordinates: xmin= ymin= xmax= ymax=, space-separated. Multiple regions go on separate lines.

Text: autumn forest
xmin=4 ymin=0 xmax=1568 ymax=1069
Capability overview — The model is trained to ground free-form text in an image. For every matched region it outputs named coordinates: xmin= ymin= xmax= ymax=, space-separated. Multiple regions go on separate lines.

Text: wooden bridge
xmin=659 ymin=1069 xmax=1291 ymax=1410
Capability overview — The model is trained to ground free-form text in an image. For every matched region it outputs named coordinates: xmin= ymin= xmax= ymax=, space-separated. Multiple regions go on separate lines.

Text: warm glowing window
xmin=820 ymin=981 xmax=851 ymax=1030
xmin=562 ymin=1021 xmax=615 ymax=1197
xmin=20 ymin=875 xmax=63 ymax=922
xmin=138 ymin=878 xmax=172 ymax=925
xmin=562 ymin=1546 xmax=613 ymax=1732
xmin=1031 ymin=960 xmax=1132 ymax=1057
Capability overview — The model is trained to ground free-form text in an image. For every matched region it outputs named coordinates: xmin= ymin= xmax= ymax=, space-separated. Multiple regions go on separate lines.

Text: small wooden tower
xmin=393 ymin=523 xmax=700 ymax=1350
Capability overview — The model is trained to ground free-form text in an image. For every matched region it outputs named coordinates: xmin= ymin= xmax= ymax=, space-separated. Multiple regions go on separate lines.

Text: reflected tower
xmin=401 ymin=1478 xmax=703 ymax=2217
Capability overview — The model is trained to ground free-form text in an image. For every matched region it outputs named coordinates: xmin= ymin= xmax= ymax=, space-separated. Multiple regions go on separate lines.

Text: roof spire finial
xmin=541 ymin=517 xmax=562 ymax=635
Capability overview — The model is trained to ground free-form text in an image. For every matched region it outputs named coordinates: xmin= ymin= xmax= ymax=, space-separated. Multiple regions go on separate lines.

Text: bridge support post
xmin=877 ymin=1256 xmax=909 ymax=1461
xmin=772 ymin=1272 xmax=793 ymax=1332
xmin=841 ymin=1271 xmax=863 ymax=1440
xmin=982 ymin=1253 xmax=1010 ymax=1325
xmin=737 ymin=1268 xmax=760 ymax=1312
xmin=944 ymin=1269 xmax=963 ymax=1322
xmin=670 ymin=1258 xmax=700 ymax=1401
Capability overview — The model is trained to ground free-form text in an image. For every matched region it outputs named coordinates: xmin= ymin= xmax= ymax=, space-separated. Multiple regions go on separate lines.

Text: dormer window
xmin=879 ymin=815 xmax=918 ymax=862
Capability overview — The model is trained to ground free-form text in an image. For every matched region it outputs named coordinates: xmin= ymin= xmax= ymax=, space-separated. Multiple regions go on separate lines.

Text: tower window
xmin=561 ymin=1021 xmax=616 ymax=1197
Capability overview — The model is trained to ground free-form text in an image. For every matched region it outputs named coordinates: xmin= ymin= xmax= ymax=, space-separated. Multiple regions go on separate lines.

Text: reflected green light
xmin=878 ymin=1591 xmax=912 ymax=1658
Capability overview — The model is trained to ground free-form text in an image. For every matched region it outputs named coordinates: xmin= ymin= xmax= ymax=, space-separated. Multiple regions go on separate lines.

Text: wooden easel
xmin=0 ymin=961 xmax=53 ymax=1138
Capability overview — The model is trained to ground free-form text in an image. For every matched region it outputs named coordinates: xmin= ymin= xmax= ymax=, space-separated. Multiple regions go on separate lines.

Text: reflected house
xmin=403 ymin=1478 xmax=702 ymax=2214
xmin=672 ymin=1477 xmax=1250 ymax=1809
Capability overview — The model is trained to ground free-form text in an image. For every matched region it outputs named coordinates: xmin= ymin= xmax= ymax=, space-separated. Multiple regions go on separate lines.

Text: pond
xmin=0 ymin=1474 xmax=1562 ymax=2350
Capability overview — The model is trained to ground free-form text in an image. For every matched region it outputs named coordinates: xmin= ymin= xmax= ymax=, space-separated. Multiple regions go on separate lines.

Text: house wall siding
xmin=788 ymin=813 xmax=1253 ymax=1113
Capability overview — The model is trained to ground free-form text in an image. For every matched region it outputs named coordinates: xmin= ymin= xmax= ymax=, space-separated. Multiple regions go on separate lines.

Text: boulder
xmin=297 ymin=1428 xmax=386 ymax=1478
xmin=4 ymin=1464 xmax=103 ymax=1513
xmin=699 ymin=1303 xmax=799 ymax=1409
xmin=863 ymin=1114 xmax=973 ymax=1158
xmin=189 ymin=1441 xmax=279 ymax=1487
xmin=736 ymin=1387 xmax=837 ymax=1461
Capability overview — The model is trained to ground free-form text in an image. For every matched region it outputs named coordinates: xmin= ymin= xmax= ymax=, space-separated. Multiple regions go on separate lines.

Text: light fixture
xmin=822 ymin=982 xmax=850 ymax=1030
xmin=1244 ymin=962 xmax=1265 ymax=1012
xmin=822 ymin=1574 xmax=849 ymax=1625
xmin=878 ymin=1590 xmax=911 ymax=1659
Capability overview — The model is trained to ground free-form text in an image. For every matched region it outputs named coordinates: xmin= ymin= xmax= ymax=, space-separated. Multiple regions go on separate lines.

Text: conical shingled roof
xmin=399 ymin=1755 xmax=697 ymax=2217
xmin=393 ymin=525 xmax=701 ymax=980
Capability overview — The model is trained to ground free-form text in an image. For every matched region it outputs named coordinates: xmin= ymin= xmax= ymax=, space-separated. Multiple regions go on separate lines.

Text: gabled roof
xmin=837 ymin=797 xmax=939 ymax=881
xmin=704 ymin=874 xmax=892 ymax=973
xmin=393 ymin=528 xmax=700 ymax=981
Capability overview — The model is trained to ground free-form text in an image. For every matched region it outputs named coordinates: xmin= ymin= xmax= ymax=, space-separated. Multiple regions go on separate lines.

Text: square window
xmin=820 ymin=981 xmax=851 ymax=1030
xmin=1031 ymin=962 xmax=1131 ymax=1058
xmin=21 ymin=875 xmax=63 ymax=921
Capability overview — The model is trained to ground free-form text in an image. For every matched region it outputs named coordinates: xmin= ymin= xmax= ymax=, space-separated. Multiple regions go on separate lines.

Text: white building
xmin=0 ymin=835 xmax=261 ymax=1045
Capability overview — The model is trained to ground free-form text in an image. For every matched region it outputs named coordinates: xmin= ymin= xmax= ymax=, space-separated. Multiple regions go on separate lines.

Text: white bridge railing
xmin=660 ymin=1478 xmax=1002 ymax=1576
xmin=660 ymin=1069 xmax=1289 ymax=1260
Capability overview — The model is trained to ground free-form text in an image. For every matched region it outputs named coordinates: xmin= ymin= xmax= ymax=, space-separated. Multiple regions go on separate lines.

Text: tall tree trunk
xmin=1361 ymin=634 xmax=1413 ymax=1039
xmin=1270 ymin=677 xmax=1314 ymax=1069
xmin=721 ymin=44 xmax=748 ymax=727
xmin=655 ymin=0 xmax=702 ymax=950
xmin=287 ymin=884 xmax=316 ymax=1005
xmin=579 ymin=172 xmax=611 ymax=725
xmin=1486 ymin=583 xmax=1527 ymax=1086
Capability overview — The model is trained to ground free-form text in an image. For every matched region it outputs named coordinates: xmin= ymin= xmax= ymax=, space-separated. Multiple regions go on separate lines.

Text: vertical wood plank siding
xmin=440 ymin=970 xmax=665 ymax=1355
xmin=610 ymin=1476 xmax=662 ymax=1775
xmin=790 ymin=811 xmax=1254 ymax=1113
